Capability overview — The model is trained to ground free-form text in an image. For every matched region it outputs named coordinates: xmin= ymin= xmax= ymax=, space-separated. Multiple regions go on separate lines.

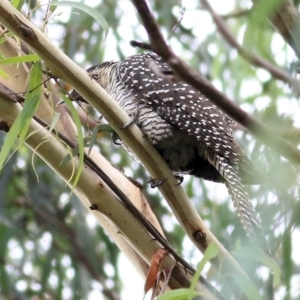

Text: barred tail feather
xmin=206 ymin=151 xmax=271 ymax=256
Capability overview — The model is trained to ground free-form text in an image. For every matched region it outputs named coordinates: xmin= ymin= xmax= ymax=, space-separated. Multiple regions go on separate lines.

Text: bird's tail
xmin=207 ymin=151 xmax=271 ymax=256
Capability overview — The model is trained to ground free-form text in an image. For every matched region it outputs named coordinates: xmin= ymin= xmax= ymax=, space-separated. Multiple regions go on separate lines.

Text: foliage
xmin=0 ymin=0 xmax=299 ymax=299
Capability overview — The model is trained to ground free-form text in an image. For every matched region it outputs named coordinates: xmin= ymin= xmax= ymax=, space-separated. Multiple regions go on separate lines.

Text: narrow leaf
xmin=49 ymin=112 xmax=61 ymax=133
xmin=60 ymin=94 xmax=84 ymax=188
xmin=60 ymin=137 xmax=89 ymax=165
xmin=232 ymin=274 xmax=263 ymax=300
xmin=157 ymin=289 xmax=201 ymax=300
xmin=0 ymin=54 xmax=40 ymax=65
xmin=19 ymin=61 xmax=43 ymax=141
xmin=0 ymin=62 xmax=42 ymax=169
xmin=0 ymin=68 xmax=9 ymax=78
xmin=11 ymin=0 xmax=20 ymax=9
xmin=88 ymin=123 xmax=114 ymax=154
xmin=50 ymin=1 xmax=109 ymax=41
xmin=233 ymin=248 xmax=281 ymax=287
xmin=189 ymin=242 xmax=218 ymax=299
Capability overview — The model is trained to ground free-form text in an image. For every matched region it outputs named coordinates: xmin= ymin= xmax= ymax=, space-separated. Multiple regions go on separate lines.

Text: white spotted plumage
xmin=71 ymin=52 xmax=270 ymax=255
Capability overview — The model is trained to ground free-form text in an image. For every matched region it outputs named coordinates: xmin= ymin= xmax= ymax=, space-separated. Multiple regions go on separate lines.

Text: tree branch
xmin=0 ymin=5 xmax=234 ymax=298
xmin=0 ymin=0 xmax=248 ymax=279
xmin=201 ymin=0 xmax=300 ymax=94
xmin=131 ymin=0 xmax=300 ymax=167
xmin=0 ymin=92 xmax=223 ymax=298
xmin=0 ymin=2 xmax=262 ymax=298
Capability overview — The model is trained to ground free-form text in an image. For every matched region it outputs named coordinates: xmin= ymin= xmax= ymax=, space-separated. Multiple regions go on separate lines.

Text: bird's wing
xmin=119 ymin=53 xmax=240 ymax=162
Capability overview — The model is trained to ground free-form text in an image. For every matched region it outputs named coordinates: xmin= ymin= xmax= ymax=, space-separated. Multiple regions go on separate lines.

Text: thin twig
xmin=201 ymin=0 xmax=300 ymax=94
xmin=130 ymin=40 xmax=153 ymax=51
xmin=220 ymin=9 xmax=251 ymax=19
xmin=167 ymin=1 xmax=185 ymax=40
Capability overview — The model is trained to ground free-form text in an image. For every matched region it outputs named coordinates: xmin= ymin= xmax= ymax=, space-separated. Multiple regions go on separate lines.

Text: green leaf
xmin=282 ymin=230 xmax=292 ymax=295
xmin=11 ymin=0 xmax=20 ymax=9
xmin=19 ymin=61 xmax=43 ymax=141
xmin=243 ymin=0 xmax=284 ymax=57
xmin=232 ymin=274 xmax=263 ymax=300
xmin=157 ymin=288 xmax=201 ymax=300
xmin=233 ymin=248 xmax=281 ymax=287
xmin=0 ymin=264 xmax=9 ymax=294
xmin=0 ymin=54 xmax=40 ymax=65
xmin=88 ymin=123 xmax=114 ymax=155
xmin=50 ymin=1 xmax=109 ymax=42
xmin=0 ymin=68 xmax=9 ymax=78
xmin=251 ymin=0 xmax=284 ymax=24
xmin=189 ymin=243 xmax=218 ymax=299
xmin=0 ymin=62 xmax=42 ymax=169
xmin=12 ymin=0 xmax=25 ymax=10
xmin=49 ymin=112 xmax=61 ymax=133
xmin=60 ymin=137 xmax=89 ymax=165
xmin=60 ymin=94 xmax=84 ymax=189
xmin=0 ymin=36 xmax=7 ymax=46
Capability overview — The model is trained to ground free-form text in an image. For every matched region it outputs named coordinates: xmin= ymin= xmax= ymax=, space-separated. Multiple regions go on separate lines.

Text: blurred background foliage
xmin=0 ymin=0 xmax=300 ymax=299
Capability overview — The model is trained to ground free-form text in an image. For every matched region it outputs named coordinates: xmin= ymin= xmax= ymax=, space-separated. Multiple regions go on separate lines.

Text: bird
xmin=70 ymin=52 xmax=270 ymax=255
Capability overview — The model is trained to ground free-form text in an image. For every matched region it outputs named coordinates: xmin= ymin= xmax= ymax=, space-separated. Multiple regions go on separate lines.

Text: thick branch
xmin=0 ymin=93 xmax=221 ymax=298
xmin=0 ymin=84 xmax=224 ymax=300
xmin=0 ymin=0 xmax=248 ymax=282
xmin=0 ymin=3 xmax=239 ymax=298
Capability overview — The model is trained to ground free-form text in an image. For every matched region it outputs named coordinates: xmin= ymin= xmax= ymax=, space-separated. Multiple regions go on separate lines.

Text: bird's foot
xmin=175 ymin=176 xmax=184 ymax=185
xmin=121 ymin=113 xmax=138 ymax=129
xmin=112 ymin=133 xmax=122 ymax=145
xmin=147 ymin=177 xmax=168 ymax=188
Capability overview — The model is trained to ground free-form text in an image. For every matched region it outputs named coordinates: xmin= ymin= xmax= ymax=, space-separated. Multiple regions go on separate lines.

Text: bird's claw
xmin=112 ymin=133 xmax=122 ymax=145
xmin=147 ymin=178 xmax=168 ymax=188
xmin=175 ymin=176 xmax=184 ymax=185
xmin=121 ymin=113 xmax=138 ymax=129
